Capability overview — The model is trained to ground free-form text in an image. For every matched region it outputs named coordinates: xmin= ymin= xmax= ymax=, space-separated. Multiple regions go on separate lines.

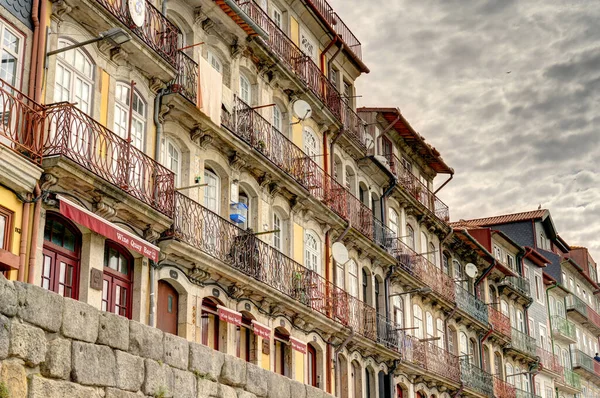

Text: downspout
xmin=479 ymin=327 xmax=493 ymax=367
xmin=388 ymin=359 xmax=399 ymax=396
xmin=334 ymin=330 xmax=354 ymax=398
xmin=34 ymin=0 xmax=48 ymax=102
xmin=475 ymin=258 xmax=496 ymax=299
xmin=18 ymin=201 xmax=31 ymax=282
xmin=443 ymin=305 xmax=458 ymax=351
xmin=320 ymin=36 xmax=339 ymax=95
xmin=148 ymin=260 xmax=157 ymax=326
xmin=28 ymin=0 xmax=40 ymax=98
xmin=162 ymin=0 xmax=168 ymax=14
xmin=323 ymin=130 xmax=328 ymax=175
xmin=27 ymin=184 xmax=42 ymax=284
xmin=433 ymin=174 xmax=453 ymax=195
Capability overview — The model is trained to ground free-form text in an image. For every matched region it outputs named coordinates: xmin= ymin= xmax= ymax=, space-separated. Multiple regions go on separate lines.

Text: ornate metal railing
xmin=393 ymin=239 xmax=455 ymax=303
xmin=500 ymin=275 xmax=531 ymax=297
xmin=494 ymin=377 xmax=516 ymax=398
xmin=515 ymin=388 xmax=541 ymax=398
xmin=411 ymin=338 xmax=461 ymax=383
xmin=373 ymin=218 xmax=397 ymax=253
xmin=510 ymin=328 xmax=536 ymax=357
xmin=0 ymin=79 xmax=45 ymax=164
xmin=170 ymin=51 xmax=198 ymax=104
xmin=460 ymin=359 xmax=493 ymax=396
xmin=536 ymin=346 xmax=562 ymax=374
xmin=386 ymin=153 xmax=449 ymax=223
xmin=566 ymin=294 xmax=600 ymax=329
xmin=95 ymin=0 xmax=179 ymax=66
xmin=489 ymin=306 xmax=511 ymax=338
xmin=303 ymin=0 xmax=363 ymax=61
xmin=557 ymin=368 xmax=581 ymax=390
xmin=43 ymin=103 xmax=175 ymax=217
xmin=551 ymin=315 xmax=576 ymax=341
xmin=172 ymin=192 xmax=402 ymax=350
xmin=455 ymin=285 xmax=488 ymax=324
xmin=572 ymin=349 xmax=600 ymax=376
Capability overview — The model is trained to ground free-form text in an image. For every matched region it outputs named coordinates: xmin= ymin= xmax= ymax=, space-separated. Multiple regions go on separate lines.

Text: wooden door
xmin=157 ymin=281 xmax=178 ymax=335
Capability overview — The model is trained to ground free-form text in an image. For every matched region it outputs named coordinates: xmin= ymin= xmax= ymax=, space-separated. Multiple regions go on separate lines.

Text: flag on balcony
xmin=197 ymin=57 xmax=223 ymax=125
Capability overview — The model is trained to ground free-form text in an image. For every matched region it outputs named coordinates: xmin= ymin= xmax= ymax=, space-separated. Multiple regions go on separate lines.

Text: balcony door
xmin=157 ymin=280 xmax=178 ymax=335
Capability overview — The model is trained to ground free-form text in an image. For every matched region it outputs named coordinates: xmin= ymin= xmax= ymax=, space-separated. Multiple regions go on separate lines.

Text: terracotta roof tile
xmin=450 ymin=209 xmax=548 ymax=227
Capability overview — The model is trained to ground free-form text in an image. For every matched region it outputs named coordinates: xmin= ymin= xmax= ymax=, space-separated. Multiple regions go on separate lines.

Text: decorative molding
xmin=229 ymin=152 xmax=246 ymax=171
xmin=143 ymin=226 xmax=160 ymax=243
xmin=110 ymin=47 xmax=129 ymax=64
xmin=93 ymin=201 xmax=117 ymax=220
xmin=188 ymin=267 xmax=210 ymax=285
xmin=40 ymin=173 xmax=59 ymax=191
xmin=50 ymin=0 xmax=72 ymax=22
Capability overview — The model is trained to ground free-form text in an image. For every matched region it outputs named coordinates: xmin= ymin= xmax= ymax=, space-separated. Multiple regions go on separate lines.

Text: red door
xmin=157 ymin=280 xmax=178 ymax=335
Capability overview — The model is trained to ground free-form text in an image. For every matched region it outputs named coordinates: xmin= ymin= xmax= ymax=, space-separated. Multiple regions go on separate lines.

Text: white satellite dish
xmin=291 ymin=100 xmax=313 ymax=121
xmin=465 ymin=263 xmax=478 ymax=278
xmin=128 ymin=0 xmax=146 ymax=28
xmin=332 ymin=242 xmax=349 ymax=264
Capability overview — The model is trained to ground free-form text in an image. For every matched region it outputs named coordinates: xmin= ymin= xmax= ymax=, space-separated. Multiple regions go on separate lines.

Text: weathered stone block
xmin=220 ymin=355 xmax=246 ymax=388
xmin=0 ymin=359 xmax=27 ymax=397
xmin=189 ymin=342 xmax=224 ymax=381
xmin=15 ymin=282 xmax=63 ymax=332
xmin=306 ymin=385 xmax=326 ymax=398
xmin=98 ymin=312 xmax=129 ymax=350
xmin=105 ymin=388 xmax=146 ymax=398
xmin=236 ymin=390 xmax=258 ymax=398
xmin=245 ymin=363 xmax=267 ymax=397
xmin=164 ymin=333 xmax=189 ymax=370
xmin=143 ymin=358 xmax=174 ymax=397
xmin=71 ymin=341 xmax=116 ymax=386
xmin=62 ymin=298 xmax=99 ymax=343
xmin=197 ymin=378 xmax=219 ymax=397
xmin=0 ymin=314 xmax=9 ymax=359
xmin=115 ymin=350 xmax=144 ymax=392
xmin=0 ymin=275 xmax=17 ymax=317
xmin=41 ymin=337 xmax=71 ymax=379
xmin=9 ymin=321 xmax=46 ymax=365
xmin=129 ymin=320 xmax=163 ymax=361
xmin=173 ymin=368 xmax=196 ymax=398
xmin=28 ymin=374 xmax=103 ymax=398
xmin=218 ymin=384 xmax=237 ymax=398
xmin=290 ymin=381 xmax=307 ymax=398
xmin=266 ymin=371 xmax=290 ymax=398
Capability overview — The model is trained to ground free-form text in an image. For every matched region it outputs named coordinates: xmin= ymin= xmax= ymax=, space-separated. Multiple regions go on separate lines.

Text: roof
xmin=358 ymin=107 xmax=453 ymax=174
xmin=450 ymin=209 xmax=549 ymax=228
xmin=524 ymin=246 xmax=551 ymax=267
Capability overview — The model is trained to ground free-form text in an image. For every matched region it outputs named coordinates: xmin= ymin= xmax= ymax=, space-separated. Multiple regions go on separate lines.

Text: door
xmin=157 ymin=280 xmax=179 ymax=335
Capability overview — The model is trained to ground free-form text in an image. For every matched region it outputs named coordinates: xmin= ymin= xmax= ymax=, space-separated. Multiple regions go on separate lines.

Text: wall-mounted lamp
xmin=47 ymin=28 xmax=131 ymax=58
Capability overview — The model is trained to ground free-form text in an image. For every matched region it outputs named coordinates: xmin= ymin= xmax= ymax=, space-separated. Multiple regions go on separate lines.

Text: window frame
xmin=165 ymin=138 xmax=182 ymax=187
xmin=113 ymin=82 xmax=146 ymax=150
xmin=54 ymin=38 xmax=95 ymax=114
xmin=0 ymin=205 xmax=13 ymax=252
xmin=0 ymin=20 xmax=25 ymax=88
xmin=239 ymin=73 xmax=251 ymax=104
xmin=304 ymin=230 xmax=321 ymax=275
xmin=207 ymin=50 xmax=223 ymax=74
xmin=203 ymin=168 xmax=221 ymax=214
xmin=102 ymin=240 xmax=134 ymax=319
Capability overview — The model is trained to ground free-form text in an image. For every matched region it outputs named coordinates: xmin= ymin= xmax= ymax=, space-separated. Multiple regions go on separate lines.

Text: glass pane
xmin=168 ymin=295 xmax=173 ymax=313
xmin=0 ymin=214 xmax=5 ymax=250
xmin=59 ymin=262 xmax=66 ymax=284
xmin=3 ymin=30 xmax=19 ymax=53
xmin=63 ymin=228 xmax=75 ymax=251
xmin=51 ymin=221 xmax=64 ymax=246
xmin=115 ymin=285 xmax=121 ymax=305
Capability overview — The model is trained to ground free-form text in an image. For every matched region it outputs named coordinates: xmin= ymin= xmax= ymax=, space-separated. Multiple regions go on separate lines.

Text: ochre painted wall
xmin=291 ymin=117 xmax=303 ymax=148
xmin=290 ymin=17 xmax=299 ymax=46
xmin=261 ymin=338 xmax=270 ymax=370
xmin=293 ymin=223 xmax=303 ymax=264
xmin=99 ymin=70 xmax=110 ymax=126
xmin=0 ymin=187 xmax=25 ymax=281
xmin=294 ymin=351 xmax=304 ymax=382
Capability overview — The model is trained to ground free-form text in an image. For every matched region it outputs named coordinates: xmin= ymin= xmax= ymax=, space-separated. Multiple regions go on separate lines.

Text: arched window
xmin=448 ymin=326 xmax=457 ymax=355
xmin=239 ymin=73 xmax=251 ymax=104
xmin=348 ymin=260 xmax=358 ymax=297
xmin=165 ymin=138 xmax=181 ymax=187
xmin=42 ymin=213 xmax=81 ymax=298
xmin=501 ymin=299 xmax=509 ymax=317
xmin=307 ymin=343 xmax=318 ymax=387
xmin=516 ymin=309 xmax=525 ymax=332
xmin=362 ymin=268 xmax=370 ymax=304
xmin=505 ymin=363 xmax=513 ymax=384
xmin=420 ymin=232 xmax=428 ymax=254
xmin=429 ymin=242 xmax=437 ymax=266
xmin=406 ymin=225 xmax=415 ymax=249
xmin=483 ymin=345 xmax=490 ymax=372
xmin=413 ymin=304 xmax=423 ymax=339
xmin=102 ymin=241 xmax=133 ymax=319
xmin=514 ymin=366 xmax=522 ymax=389
xmin=236 ymin=312 xmax=257 ymax=363
xmin=443 ymin=253 xmax=450 ymax=275
xmin=469 ymin=338 xmax=478 ymax=366
xmin=345 ymin=166 xmax=355 ymax=193
xmin=426 ymin=312 xmax=434 ymax=339
xmin=393 ymin=296 xmax=404 ymax=328
xmin=436 ymin=318 xmax=445 ymax=348
xmin=459 ymin=332 xmax=468 ymax=358
xmin=304 ymin=230 xmax=321 ymax=274
xmin=54 ymin=38 xmax=94 ymax=114
xmin=114 ymin=82 xmax=145 ymax=149
xmin=203 ymin=168 xmax=220 ymax=213
xmin=389 ymin=208 xmax=399 ymax=237
xmin=273 ymin=212 xmax=282 ymax=252
xmin=238 ymin=189 xmax=250 ymax=230
xmin=273 ymin=104 xmax=282 ymax=132
xmin=208 ymin=50 xmax=222 ymax=73
xmin=494 ymin=352 xmax=503 ymax=378
xmin=303 ymin=127 xmax=319 ymax=161
xmin=201 ymin=297 xmax=221 ymax=350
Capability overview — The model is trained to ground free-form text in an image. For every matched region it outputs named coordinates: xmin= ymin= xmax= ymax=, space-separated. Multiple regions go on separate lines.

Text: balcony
xmin=566 ymin=294 xmax=600 ymax=334
xmin=515 ymin=388 xmax=541 ymax=398
xmin=373 ymin=218 xmax=397 ymax=253
xmin=393 ymin=239 xmax=455 ymax=303
xmin=489 ymin=307 xmax=511 ymax=339
xmin=387 ymin=153 xmax=449 ymax=223
xmin=572 ymin=349 xmax=600 ymax=381
xmin=499 ymin=275 xmax=531 ymax=299
xmin=169 ymin=51 xmax=198 ymax=105
xmin=555 ymin=368 xmax=582 ymax=393
xmin=400 ymin=334 xmax=460 ymax=384
xmin=455 ymin=285 xmax=488 ymax=325
xmin=170 ymin=192 xmax=402 ymax=352
xmin=460 ymin=359 xmax=493 ymax=396
xmin=551 ymin=315 xmax=577 ymax=344
xmin=42 ymin=103 xmax=175 ymax=217
xmin=214 ymin=0 xmax=368 ymax=152
xmin=493 ymin=377 xmax=516 ymax=398
xmin=536 ymin=346 xmax=562 ymax=375
xmin=507 ymin=328 xmax=536 ymax=359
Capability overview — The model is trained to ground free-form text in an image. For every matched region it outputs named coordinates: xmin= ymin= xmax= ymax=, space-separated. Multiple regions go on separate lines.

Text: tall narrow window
xmin=394 ymin=296 xmax=404 ymax=329
xmin=426 ymin=312 xmax=434 ymax=339
xmin=114 ymin=82 xmax=145 ymax=149
xmin=420 ymin=231 xmax=428 ymax=255
xmin=413 ymin=304 xmax=423 ymax=339
xmin=406 ymin=225 xmax=415 ymax=250
xmin=273 ymin=213 xmax=282 ymax=251
xmin=0 ymin=206 xmax=13 ymax=251
xmin=272 ymin=5 xmax=283 ymax=29
xmin=307 ymin=344 xmax=317 ymax=387
xmin=348 ymin=260 xmax=358 ymax=297
xmin=330 ymin=67 xmax=339 ymax=89
xmin=303 ymin=127 xmax=319 ymax=160
xmin=203 ymin=169 xmax=220 ymax=213
xmin=102 ymin=241 xmax=133 ymax=319
xmin=459 ymin=332 xmax=468 ymax=359
xmin=238 ymin=191 xmax=250 ymax=230
xmin=239 ymin=74 xmax=251 ymax=104
xmin=305 ymin=230 xmax=321 ymax=275
xmin=273 ymin=104 xmax=282 ymax=132
xmin=443 ymin=254 xmax=450 ymax=275
xmin=389 ymin=208 xmax=399 ymax=237
xmin=0 ymin=23 xmax=24 ymax=87
xmin=165 ymin=139 xmax=181 ymax=187
xmin=429 ymin=242 xmax=437 ymax=266
xmin=207 ymin=51 xmax=222 ymax=73
xmin=436 ymin=318 xmax=445 ymax=348
xmin=42 ymin=214 xmax=81 ymax=299
xmin=54 ymin=39 xmax=94 ymax=114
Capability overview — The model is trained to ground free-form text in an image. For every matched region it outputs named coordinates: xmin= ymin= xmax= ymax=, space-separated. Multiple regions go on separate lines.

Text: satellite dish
xmin=292 ymin=100 xmax=313 ymax=121
xmin=332 ymin=242 xmax=349 ymax=264
xmin=465 ymin=263 xmax=478 ymax=278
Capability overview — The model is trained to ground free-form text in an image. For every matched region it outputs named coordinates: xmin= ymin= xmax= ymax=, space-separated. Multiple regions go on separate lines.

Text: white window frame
xmin=273 ymin=104 xmax=282 ymax=132
xmin=239 ymin=73 xmax=251 ymax=104
xmin=413 ymin=304 xmax=423 ymax=339
xmin=203 ymin=169 xmax=220 ymax=214
xmin=0 ymin=22 xmax=25 ymax=88
xmin=273 ymin=212 xmax=282 ymax=252
xmin=165 ymin=138 xmax=181 ymax=187
xmin=54 ymin=38 xmax=95 ymax=115
xmin=348 ymin=259 xmax=358 ymax=298
xmin=207 ymin=50 xmax=222 ymax=74
xmin=114 ymin=82 xmax=146 ymax=149
xmin=304 ymin=230 xmax=321 ymax=275
xmin=302 ymin=126 xmax=319 ymax=160
xmin=535 ymin=274 xmax=543 ymax=303
xmin=272 ymin=4 xmax=283 ymax=30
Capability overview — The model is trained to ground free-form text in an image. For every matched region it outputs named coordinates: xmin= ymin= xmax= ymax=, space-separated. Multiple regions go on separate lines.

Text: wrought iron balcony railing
xmin=455 ymin=285 xmax=488 ymax=325
xmin=170 ymin=51 xmax=198 ymax=104
xmin=551 ymin=315 xmax=576 ymax=341
xmin=393 ymin=238 xmax=455 ymax=303
xmin=0 ymin=79 xmax=45 ymax=164
xmin=536 ymin=346 xmax=562 ymax=374
xmin=493 ymin=377 xmax=516 ymax=398
xmin=400 ymin=333 xmax=460 ymax=383
xmin=557 ymin=368 xmax=582 ymax=390
xmin=510 ymin=327 xmax=536 ymax=358
xmin=500 ymin=275 xmax=531 ymax=298
xmin=566 ymin=294 xmax=600 ymax=330
xmin=386 ymin=153 xmax=449 ymax=222
xmin=572 ymin=349 xmax=600 ymax=378
xmin=460 ymin=359 xmax=493 ymax=396
xmin=95 ymin=0 xmax=179 ymax=67
xmin=515 ymin=388 xmax=541 ymax=398
xmin=43 ymin=103 xmax=175 ymax=217
xmin=489 ymin=306 xmax=511 ymax=338
xmin=373 ymin=218 xmax=397 ymax=253
xmin=171 ymin=192 xmax=403 ymax=351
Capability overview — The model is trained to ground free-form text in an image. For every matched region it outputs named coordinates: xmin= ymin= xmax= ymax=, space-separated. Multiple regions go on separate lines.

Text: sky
xmin=329 ymin=0 xmax=600 ymax=260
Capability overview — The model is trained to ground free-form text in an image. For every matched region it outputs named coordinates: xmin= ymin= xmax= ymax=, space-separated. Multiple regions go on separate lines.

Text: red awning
xmin=217 ymin=305 xmax=241 ymax=326
xmin=290 ymin=337 xmax=306 ymax=354
xmin=57 ymin=195 xmax=160 ymax=262
xmin=251 ymin=320 xmax=270 ymax=340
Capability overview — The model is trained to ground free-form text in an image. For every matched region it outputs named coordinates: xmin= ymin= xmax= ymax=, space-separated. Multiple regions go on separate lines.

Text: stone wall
xmin=0 ymin=275 xmax=334 ymax=398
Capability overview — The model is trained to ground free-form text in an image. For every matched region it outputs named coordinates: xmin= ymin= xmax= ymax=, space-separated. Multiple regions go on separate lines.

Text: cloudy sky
xmin=329 ymin=0 xmax=600 ymax=258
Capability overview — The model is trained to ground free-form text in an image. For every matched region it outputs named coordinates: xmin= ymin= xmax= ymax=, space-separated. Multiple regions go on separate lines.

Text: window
xmin=203 ymin=169 xmax=220 ymax=213
xmin=448 ymin=326 xmax=457 ymax=355
xmin=239 ymin=74 xmax=251 ymax=104
xmin=273 ymin=212 xmax=282 ymax=251
xmin=459 ymin=332 xmax=468 ymax=358
xmin=164 ymin=139 xmax=181 ymax=187
xmin=54 ymin=39 xmax=94 ymax=114
xmin=238 ymin=191 xmax=250 ymax=230
xmin=305 ymin=230 xmax=321 ymax=275
xmin=394 ymin=296 xmax=404 ymax=329
xmin=201 ymin=298 xmax=220 ymax=350
xmin=436 ymin=318 xmax=445 ymax=348
xmin=208 ymin=51 xmax=222 ymax=73
xmin=535 ymin=274 xmax=543 ymax=303
xmin=389 ymin=209 xmax=399 ymax=237
xmin=343 ymin=80 xmax=352 ymax=104
xmin=494 ymin=352 xmax=503 ymax=378
xmin=272 ymin=5 xmax=283 ymax=29
xmin=523 ymin=264 xmax=529 ymax=280
xmin=516 ymin=310 xmax=525 ymax=332
xmin=401 ymin=157 xmax=412 ymax=174
xmin=348 ymin=260 xmax=358 ymax=298
xmin=443 ymin=254 xmax=450 ymax=275
xmin=528 ymin=318 xmax=535 ymax=339
xmin=506 ymin=254 xmax=515 ymax=270
xmin=493 ymin=245 xmax=502 ymax=260
xmin=113 ymin=83 xmax=145 ymax=149
xmin=236 ymin=314 xmax=256 ymax=363
xmin=273 ymin=104 xmax=282 ymax=132
xmin=501 ymin=300 xmax=509 ymax=317
xmin=42 ymin=214 xmax=81 ymax=299
xmin=0 ymin=205 xmax=13 ymax=251
xmin=540 ymin=232 xmax=548 ymax=250
xmin=303 ymin=127 xmax=319 ymax=160
xmin=336 ymin=261 xmax=344 ymax=290
xmin=413 ymin=305 xmax=423 ymax=339
xmin=483 ymin=346 xmax=490 ymax=372
xmin=406 ymin=225 xmax=415 ymax=250
xmin=330 ymin=67 xmax=338 ymax=89
xmin=426 ymin=312 xmax=434 ymax=339
xmin=0 ymin=22 xmax=24 ymax=87
xmin=453 ymin=260 xmax=462 ymax=283
xmin=429 ymin=242 xmax=437 ymax=266
xmin=102 ymin=241 xmax=133 ymax=318
xmin=307 ymin=344 xmax=317 ymax=387
xmin=505 ymin=364 xmax=513 ymax=384
xmin=421 ymin=233 xmax=428 ymax=255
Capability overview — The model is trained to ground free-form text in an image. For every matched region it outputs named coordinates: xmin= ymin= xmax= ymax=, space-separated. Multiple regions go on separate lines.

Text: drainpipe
xmin=451 ymin=385 xmax=464 ymax=398
xmin=546 ymin=282 xmax=559 ymax=356
xmin=34 ymin=0 xmax=48 ymax=102
xmin=443 ymin=305 xmax=458 ymax=351
xmin=433 ymin=174 xmax=453 ymax=195
xmin=18 ymin=201 xmax=31 ymax=282
xmin=148 ymin=260 xmax=157 ymax=326
xmin=388 ymin=359 xmax=399 ymax=396
xmin=325 ymin=38 xmax=342 ymax=78
xmin=27 ymin=184 xmax=42 ymax=284
xmin=320 ymin=36 xmax=339 ymax=94
xmin=323 ymin=130 xmax=328 ymax=175
xmin=28 ymin=0 xmax=40 ymax=99
xmin=334 ymin=330 xmax=354 ymax=398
